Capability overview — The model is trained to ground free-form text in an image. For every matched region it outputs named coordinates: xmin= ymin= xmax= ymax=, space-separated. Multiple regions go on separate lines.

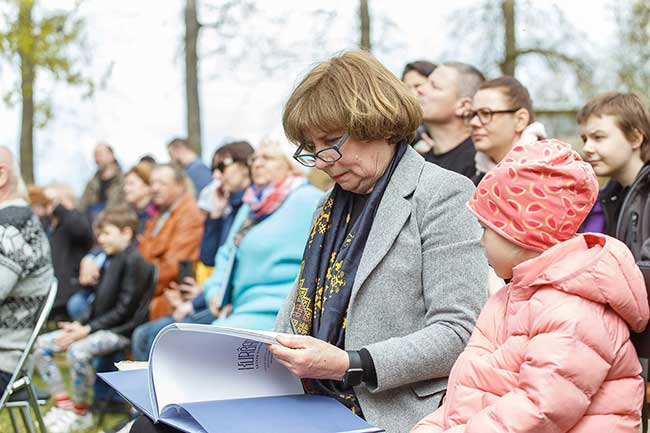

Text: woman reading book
xmin=130 ymin=50 xmax=488 ymax=433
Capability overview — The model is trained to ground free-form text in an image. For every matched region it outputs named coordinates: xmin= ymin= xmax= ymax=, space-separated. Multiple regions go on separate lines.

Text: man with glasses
xmin=416 ymin=62 xmax=485 ymax=178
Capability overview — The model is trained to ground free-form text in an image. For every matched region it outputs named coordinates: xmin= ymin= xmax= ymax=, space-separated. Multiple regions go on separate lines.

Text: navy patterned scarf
xmin=289 ymin=143 xmax=407 ymax=415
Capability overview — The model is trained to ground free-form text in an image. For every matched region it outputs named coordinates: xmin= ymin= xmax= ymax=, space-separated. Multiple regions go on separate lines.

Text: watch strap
xmin=343 ymin=350 xmax=364 ymax=388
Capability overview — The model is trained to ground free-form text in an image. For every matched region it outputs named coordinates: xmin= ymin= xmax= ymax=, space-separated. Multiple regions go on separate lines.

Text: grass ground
xmin=1 ymin=340 xmax=129 ymax=433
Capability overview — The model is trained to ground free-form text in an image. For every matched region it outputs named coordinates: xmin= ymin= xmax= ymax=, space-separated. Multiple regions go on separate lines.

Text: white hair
xmin=0 ymin=146 xmax=26 ymax=199
xmin=258 ymin=136 xmax=309 ymax=175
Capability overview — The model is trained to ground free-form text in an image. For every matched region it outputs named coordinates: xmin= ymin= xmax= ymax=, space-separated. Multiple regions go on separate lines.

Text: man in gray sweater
xmin=0 ymin=146 xmax=53 ymax=394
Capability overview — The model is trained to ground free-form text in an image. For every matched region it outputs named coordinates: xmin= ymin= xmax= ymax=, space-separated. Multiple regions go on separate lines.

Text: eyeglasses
xmin=292 ymin=133 xmax=349 ymax=167
xmin=463 ymin=108 xmax=521 ymax=126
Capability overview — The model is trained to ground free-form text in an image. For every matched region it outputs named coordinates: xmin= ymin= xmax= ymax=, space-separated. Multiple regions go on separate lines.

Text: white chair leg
xmin=26 ymin=383 xmax=47 ymax=433
xmin=8 ymin=406 xmax=22 ymax=433
xmin=19 ymin=405 xmax=35 ymax=433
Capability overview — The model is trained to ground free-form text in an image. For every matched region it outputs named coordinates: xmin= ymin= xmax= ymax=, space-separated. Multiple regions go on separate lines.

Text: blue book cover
xmin=98 ymin=324 xmax=383 ymax=433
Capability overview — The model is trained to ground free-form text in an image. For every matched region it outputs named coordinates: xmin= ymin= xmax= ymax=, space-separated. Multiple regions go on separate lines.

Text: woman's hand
xmin=210 ymin=187 xmax=230 ymax=219
xmin=268 ymin=334 xmax=349 ymax=381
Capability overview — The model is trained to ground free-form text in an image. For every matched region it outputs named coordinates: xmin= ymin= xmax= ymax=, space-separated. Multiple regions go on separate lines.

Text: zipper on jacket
xmin=631 ymin=212 xmax=639 ymax=244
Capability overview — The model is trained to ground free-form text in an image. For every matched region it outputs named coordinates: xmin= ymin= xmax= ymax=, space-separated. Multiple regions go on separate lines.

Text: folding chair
xmin=0 ymin=280 xmax=58 ymax=433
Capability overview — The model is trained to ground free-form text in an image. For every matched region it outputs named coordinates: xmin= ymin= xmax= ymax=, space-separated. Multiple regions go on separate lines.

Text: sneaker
xmin=43 ymin=407 xmax=67 ymax=425
xmin=44 ymin=407 xmax=93 ymax=433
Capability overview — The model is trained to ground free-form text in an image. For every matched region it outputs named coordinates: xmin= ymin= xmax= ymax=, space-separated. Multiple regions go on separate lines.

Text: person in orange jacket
xmin=139 ymin=163 xmax=204 ymax=320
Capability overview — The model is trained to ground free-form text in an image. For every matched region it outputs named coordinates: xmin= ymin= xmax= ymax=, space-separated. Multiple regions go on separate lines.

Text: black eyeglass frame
xmin=292 ymin=133 xmax=350 ymax=167
xmin=463 ymin=108 xmax=521 ymax=126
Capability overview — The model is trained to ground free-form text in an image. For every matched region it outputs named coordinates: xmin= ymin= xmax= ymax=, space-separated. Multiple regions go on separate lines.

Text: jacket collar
xmin=349 ymin=145 xmax=424 ymax=305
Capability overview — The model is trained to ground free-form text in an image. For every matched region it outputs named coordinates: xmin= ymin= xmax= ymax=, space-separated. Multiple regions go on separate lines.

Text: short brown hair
xmin=443 ymin=62 xmax=485 ymax=99
xmin=27 ymin=185 xmax=48 ymax=206
xmin=96 ymin=206 xmax=138 ymax=237
xmin=126 ymin=161 xmax=154 ymax=185
xmin=154 ymin=163 xmax=187 ymax=185
xmin=479 ymin=76 xmax=534 ymax=123
xmin=167 ymin=137 xmax=190 ymax=149
xmin=401 ymin=60 xmax=437 ymax=80
xmin=282 ymin=50 xmax=422 ymax=148
xmin=577 ymin=92 xmax=650 ymax=162
xmin=212 ymin=140 xmax=255 ymax=170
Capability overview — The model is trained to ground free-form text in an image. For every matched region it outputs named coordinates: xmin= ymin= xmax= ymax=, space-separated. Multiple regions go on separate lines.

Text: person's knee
xmin=132 ymin=323 xmax=149 ymax=345
xmin=33 ymin=335 xmax=53 ymax=358
xmin=67 ymin=343 xmax=91 ymax=365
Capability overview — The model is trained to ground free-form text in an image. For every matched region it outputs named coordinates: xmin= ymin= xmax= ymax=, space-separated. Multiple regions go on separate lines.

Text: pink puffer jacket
xmin=412 ymin=233 xmax=649 ymax=433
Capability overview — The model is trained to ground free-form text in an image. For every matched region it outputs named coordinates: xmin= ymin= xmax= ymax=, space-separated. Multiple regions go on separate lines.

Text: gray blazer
xmin=275 ymin=146 xmax=488 ymax=433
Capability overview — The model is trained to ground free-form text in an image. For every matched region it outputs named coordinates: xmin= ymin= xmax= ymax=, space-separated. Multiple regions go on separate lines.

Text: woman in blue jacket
xmin=203 ymin=138 xmax=322 ymax=330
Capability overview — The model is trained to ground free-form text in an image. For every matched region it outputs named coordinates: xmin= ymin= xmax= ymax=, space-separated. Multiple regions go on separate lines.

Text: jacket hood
xmin=511 ymin=233 xmax=649 ymax=332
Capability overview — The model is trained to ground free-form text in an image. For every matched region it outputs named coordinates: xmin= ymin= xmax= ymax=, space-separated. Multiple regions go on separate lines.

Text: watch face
xmin=343 ymin=368 xmax=365 ymax=388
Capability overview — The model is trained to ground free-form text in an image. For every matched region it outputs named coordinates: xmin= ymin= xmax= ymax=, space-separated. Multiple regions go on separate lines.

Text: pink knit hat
xmin=467 ymin=139 xmax=599 ymax=252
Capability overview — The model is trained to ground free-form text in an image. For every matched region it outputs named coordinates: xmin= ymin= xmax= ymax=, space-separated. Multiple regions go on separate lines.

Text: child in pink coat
xmin=412 ymin=139 xmax=649 ymax=433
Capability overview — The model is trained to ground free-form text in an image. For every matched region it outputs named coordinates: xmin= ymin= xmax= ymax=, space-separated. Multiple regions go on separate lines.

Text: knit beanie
xmin=467 ymin=139 xmax=599 ymax=252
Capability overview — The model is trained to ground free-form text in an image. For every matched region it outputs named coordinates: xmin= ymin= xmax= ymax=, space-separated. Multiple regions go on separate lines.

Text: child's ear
xmin=630 ymin=128 xmax=644 ymax=151
xmin=121 ymin=227 xmax=135 ymax=241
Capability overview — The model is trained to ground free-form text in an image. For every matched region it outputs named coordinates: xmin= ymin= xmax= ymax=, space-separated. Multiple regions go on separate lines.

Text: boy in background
xmin=34 ymin=207 xmax=152 ymax=433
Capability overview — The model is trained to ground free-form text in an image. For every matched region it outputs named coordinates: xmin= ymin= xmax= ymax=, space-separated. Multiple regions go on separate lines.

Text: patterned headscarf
xmin=468 ymin=139 xmax=598 ymax=252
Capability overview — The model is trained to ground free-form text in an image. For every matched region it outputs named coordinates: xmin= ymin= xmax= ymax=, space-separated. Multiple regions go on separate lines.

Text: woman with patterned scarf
xmin=267 ymin=51 xmax=488 ymax=433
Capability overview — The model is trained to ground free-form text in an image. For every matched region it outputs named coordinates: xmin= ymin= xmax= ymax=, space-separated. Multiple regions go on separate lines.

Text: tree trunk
xmin=500 ymin=0 xmax=517 ymax=76
xmin=359 ymin=0 xmax=371 ymax=52
xmin=185 ymin=0 xmax=202 ymax=154
xmin=18 ymin=0 xmax=35 ymax=184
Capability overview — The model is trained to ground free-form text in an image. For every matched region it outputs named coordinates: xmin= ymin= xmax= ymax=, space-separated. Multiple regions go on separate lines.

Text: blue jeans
xmin=66 ymin=288 xmax=95 ymax=321
xmin=131 ymin=308 xmax=216 ymax=361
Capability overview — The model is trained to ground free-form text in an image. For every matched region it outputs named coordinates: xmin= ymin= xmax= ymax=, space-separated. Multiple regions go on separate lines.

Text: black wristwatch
xmin=342 ymin=350 xmax=364 ymax=388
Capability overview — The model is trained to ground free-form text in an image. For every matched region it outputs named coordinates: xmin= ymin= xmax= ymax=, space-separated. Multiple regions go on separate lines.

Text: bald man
xmin=79 ymin=142 xmax=127 ymax=223
xmin=417 ymin=62 xmax=485 ymax=178
xmin=0 ymin=146 xmax=53 ymax=394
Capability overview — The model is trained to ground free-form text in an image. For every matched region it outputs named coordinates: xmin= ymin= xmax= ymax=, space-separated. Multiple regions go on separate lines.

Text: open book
xmin=98 ymin=323 xmax=382 ymax=433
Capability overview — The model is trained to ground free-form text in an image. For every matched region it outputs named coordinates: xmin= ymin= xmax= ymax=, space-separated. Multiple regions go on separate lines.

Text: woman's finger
xmin=268 ymin=343 xmax=299 ymax=363
xmin=275 ymin=333 xmax=310 ymax=349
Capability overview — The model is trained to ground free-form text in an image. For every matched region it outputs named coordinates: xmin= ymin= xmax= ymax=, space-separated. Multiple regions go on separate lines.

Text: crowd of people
xmin=0 ymin=48 xmax=649 ymax=433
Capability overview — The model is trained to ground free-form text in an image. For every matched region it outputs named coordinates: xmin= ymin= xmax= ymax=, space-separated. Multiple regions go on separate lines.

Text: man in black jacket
xmin=416 ymin=62 xmax=484 ymax=179
xmin=33 ymin=207 xmax=153 ymax=433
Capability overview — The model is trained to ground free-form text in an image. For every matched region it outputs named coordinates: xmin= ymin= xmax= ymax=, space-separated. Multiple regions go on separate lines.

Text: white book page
xmin=149 ymin=324 xmax=303 ymax=414
xmin=175 ymin=323 xmax=280 ymax=344
xmin=114 ymin=361 xmax=148 ymax=371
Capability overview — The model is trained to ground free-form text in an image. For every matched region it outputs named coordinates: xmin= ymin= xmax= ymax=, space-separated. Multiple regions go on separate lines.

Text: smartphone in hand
xmin=177 ymin=259 xmax=195 ymax=287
